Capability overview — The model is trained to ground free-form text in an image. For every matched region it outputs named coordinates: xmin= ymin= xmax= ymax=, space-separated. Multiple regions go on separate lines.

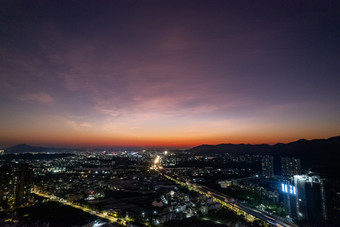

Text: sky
xmin=1 ymin=0 xmax=340 ymax=148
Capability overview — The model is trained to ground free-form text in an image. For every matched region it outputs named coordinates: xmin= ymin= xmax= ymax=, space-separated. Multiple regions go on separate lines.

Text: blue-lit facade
xmin=281 ymin=183 xmax=296 ymax=195
xmin=281 ymin=181 xmax=297 ymax=218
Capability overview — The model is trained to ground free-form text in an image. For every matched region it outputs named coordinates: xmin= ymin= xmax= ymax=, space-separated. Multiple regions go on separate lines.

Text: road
xmin=162 ymin=173 xmax=298 ymax=227
xmin=197 ymin=183 xmax=298 ymax=227
xmin=153 ymin=154 xmax=297 ymax=227
xmin=32 ymin=190 xmax=126 ymax=226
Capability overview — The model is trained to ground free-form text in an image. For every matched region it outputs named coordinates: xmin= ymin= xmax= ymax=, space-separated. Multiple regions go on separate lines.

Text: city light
xmin=281 ymin=183 xmax=296 ymax=195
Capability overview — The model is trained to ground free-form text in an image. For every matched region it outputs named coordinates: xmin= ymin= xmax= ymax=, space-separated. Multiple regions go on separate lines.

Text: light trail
xmin=32 ymin=190 xmax=126 ymax=226
xmin=150 ymin=155 xmax=162 ymax=170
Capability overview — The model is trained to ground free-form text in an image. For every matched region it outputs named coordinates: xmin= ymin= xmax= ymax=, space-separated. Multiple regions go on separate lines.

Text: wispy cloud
xmin=20 ymin=93 xmax=54 ymax=104
xmin=67 ymin=120 xmax=92 ymax=131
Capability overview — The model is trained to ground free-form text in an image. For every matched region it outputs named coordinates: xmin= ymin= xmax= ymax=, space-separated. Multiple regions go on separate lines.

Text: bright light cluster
xmin=281 ymin=183 xmax=296 ymax=195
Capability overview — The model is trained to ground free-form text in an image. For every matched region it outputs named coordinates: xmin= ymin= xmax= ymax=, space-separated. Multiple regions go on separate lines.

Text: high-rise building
xmin=281 ymin=179 xmax=297 ymax=218
xmin=0 ymin=163 xmax=33 ymax=209
xmin=281 ymin=157 xmax=301 ymax=177
xmin=294 ymin=174 xmax=328 ymax=222
xmin=261 ymin=155 xmax=274 ymax=178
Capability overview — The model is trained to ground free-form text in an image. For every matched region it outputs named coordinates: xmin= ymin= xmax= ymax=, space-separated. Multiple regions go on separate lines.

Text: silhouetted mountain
xmin=5 ymin=144 xmax=69 ymax=153
xmin=187 ymin=136 xmax=340 ymax=171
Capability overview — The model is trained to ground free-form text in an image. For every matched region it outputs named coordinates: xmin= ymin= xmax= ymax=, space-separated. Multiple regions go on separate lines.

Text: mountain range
xmin=187 ymin=135 xmax=340 ymax=175
xmin=5 ymin=135 xmax=340 ymax=172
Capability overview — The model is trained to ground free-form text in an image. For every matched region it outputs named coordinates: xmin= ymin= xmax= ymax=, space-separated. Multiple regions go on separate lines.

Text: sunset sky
xmin=1 ymin=1 xmax=340 ymax=148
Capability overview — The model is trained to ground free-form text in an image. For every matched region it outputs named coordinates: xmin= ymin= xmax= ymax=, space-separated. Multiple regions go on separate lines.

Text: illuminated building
xmin=0 ymin=163 xmax=33 ymax=208
xmin=281 ymin=157 xmax=301 ymax=177
xmin=261 ymin=155 xmax=274 ymax=178
xmin=293 ymin=174 xmax=328 ymax=222
xmin=281 ymin=180 xmax=297 ymax=218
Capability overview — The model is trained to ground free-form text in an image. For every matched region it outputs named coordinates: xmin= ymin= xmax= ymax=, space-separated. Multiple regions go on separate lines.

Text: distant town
xmin=1 ymin=137 xmax=340 ymax=226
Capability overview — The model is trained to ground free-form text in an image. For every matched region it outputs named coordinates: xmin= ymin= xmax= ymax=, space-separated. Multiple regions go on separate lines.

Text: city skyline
xmin=1 ymin=1 xmax=340 ymax=147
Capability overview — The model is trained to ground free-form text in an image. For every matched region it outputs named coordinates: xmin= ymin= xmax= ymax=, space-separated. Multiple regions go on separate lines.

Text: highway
xmin=160 ymin=169 xmax=298 ymax=227
xmin=196 ymin=183 xmax=298 ymax=227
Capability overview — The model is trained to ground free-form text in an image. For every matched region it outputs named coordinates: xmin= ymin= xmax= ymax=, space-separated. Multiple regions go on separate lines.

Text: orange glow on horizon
xmin=1 ymin=1 xmax=340 ymax=151
xmin=2 ymin=132 xmax=337 ymax=148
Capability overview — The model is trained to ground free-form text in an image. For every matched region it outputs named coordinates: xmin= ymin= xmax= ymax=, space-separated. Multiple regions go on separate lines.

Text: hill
xmin=187 ymin=136 xmax=340 ymax=171
xmin=5 ymin=144 xmax=70 ymax=154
